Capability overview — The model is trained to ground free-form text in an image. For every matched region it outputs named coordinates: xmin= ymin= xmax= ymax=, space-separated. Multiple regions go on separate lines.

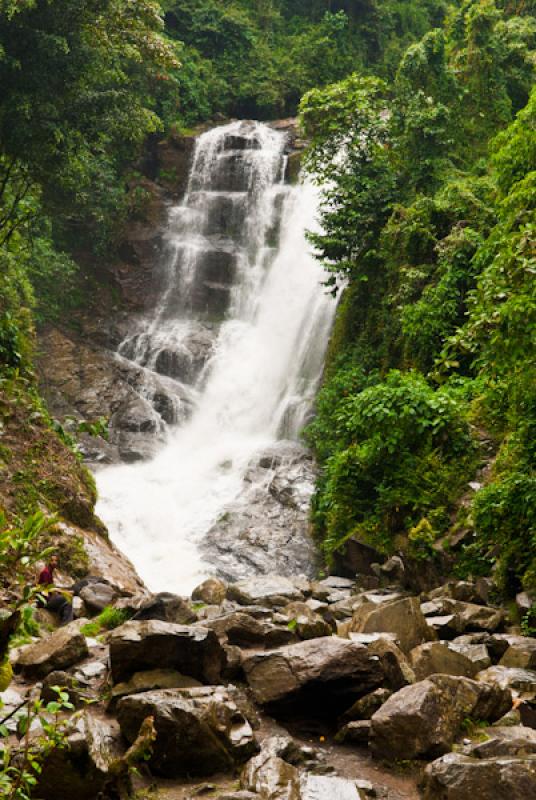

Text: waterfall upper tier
xmin=95 ymin=120 xmax=335 ymax=592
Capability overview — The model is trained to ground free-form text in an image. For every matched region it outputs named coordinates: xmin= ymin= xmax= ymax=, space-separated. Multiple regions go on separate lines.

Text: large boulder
xmin=242 ymin=636 xmax=384 ymax=711
xmin=109 ymin=620 xmax=225 ymax=684
xmin=15 ymin=620 xmax=89 ymax=678
xmin=499 ymin=637 xmax=536 ymax=670
xmin=131 ymin=592 xmax=197 ymax=624
xmin=109 ymin=668 xmax=202 ymax=707
xmin=369 ymin=674 xmax=512 ymax=760
xmin=477 ymin=665 xmax=536 ymax=694
xmin=410 ymin=641 xmax=478 ymax=680
xmin=351 ymin=596 xmax=436 ymax=654
xmin=366 ymin=637 xmax=416 ymax=691
xmin=422 ymin=752 xmax=536 ymax=799
xmin=227 ymin=576 xmax=304 ymax=607
xmin=116 ymin=686 xmax=259 ymax=777
xmin=79 ymin=582 xmax=116 ymax=614
xmin=37 ymin=712 xmax=116 ymax=800
xmin=203 ymin=611 xmax=297 ymax=649
xmin=465 ymin=725 xmax=536 ymax=758
xmin=448 ymin=639 xmax=491 ymax=671
xmin=275 ymin=602 xmax=332 ymax=640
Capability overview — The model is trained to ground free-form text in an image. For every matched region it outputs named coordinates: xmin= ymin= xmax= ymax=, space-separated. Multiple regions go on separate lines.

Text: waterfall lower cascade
xmin=96 ymin=121 xmax=336 ymax=593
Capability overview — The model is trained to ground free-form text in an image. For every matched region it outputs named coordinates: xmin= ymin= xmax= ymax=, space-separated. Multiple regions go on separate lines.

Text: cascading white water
xmin=96 ymin=121 xmax=335 ymax=593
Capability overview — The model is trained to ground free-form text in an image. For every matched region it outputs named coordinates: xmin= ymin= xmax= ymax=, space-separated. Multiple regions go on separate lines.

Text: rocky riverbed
xmin=4 ymin=567 xmax=536 ymax=800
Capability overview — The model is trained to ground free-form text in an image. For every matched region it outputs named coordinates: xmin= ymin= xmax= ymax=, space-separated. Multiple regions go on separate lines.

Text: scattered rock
xmin=109 ymin=620 xmax=225 ymax=684
xmin=422 ymin=752 xmax=536 ymax=799
xmin=15 ymin=620 xmax=89 ymax=678
xmin=335 ymin=720 xmax=371 ymax=745
xmin=192 ymin=577 xmax=228 ymax=605
xmin=37 ymin=712 xmax=117 ymax=800
xmin=448 ymin=640 xmax=491 ymax=671
xmin=276 ymin=602 xmax=332 ymax=640
xmin=366 ymin=638 xmax=416 ymax=691
xmin=117 ymin=686 xmax=259 ymax=777
xmin=341 ymin=688 xmax=392 ymax=722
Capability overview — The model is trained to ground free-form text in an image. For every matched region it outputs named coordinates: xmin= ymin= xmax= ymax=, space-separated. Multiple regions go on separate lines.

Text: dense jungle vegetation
xmin=0 ymin=0 xmax=534 ymax=599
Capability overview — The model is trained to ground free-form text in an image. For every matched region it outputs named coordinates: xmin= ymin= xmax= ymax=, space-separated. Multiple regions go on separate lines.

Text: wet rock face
xmin=201 ymin=442 xmax=319 ymax=581
xmin=108 ymin=619 xmax=226 ymax=684
xmin=423 ymin=752 xmax=536 ymax=799
xmin=117 ymin=686 xmax=259 ymax=777
xmin=242 ymin=636 xmax=384 ymax=712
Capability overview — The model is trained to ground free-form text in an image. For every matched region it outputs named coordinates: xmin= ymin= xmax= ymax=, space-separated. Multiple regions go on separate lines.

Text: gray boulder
xmin=227 ymin=576 xmax=304 ymax=607
xmin=350 ymin=596 xmax=436 ymax=654
xmin=276 ymin=602 xmax=332 ymax=640
xmin=370 ymin=674 xmax=512 ymax=760
xmin=410 ymin=641 xmax=478 ymax=680
xmin=477 ymin=665 xmax=536 ymax=694
xmin=79 ymin=582 xmax=116 ymax=613
xmin=499 ymin=637 xmax=536 ymax=670
xmin=109 ymin=668 xmax=202 ymax=707
xmin=203 ymin=611 xmax=297 ymax=649
xmin=15 ymin=620 xmax=89 ymax=678
xmin=131 ymin=592 xmax=197 ymax=624
xmin=366 ymin=637 xmax=416 ymax=691
xmin=117 ymin=686 xmax=259 ymax=777
xmin=242 ymin=636 xmax=383 ymax=710
xmin=423 ymin=752 xmax=536 ymax=799
xmin=335 ymin=720 xmax=371 ymax=745
xmin=465 ymin=725 xmax=536 ymax=758
xmin=448 ymin=640 xmax=491 ymax=671
xmin=37 ymin=712 xmax=116 ymax=800
xmin=109 ymin=620 xmax=225 ymax=684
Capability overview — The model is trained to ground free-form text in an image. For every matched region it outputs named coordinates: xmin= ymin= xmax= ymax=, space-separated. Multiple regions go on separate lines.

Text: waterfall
xmin=95 ymin=120 xmax=335 ymax=593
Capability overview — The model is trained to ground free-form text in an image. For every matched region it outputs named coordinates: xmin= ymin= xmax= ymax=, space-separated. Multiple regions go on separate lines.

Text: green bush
xmin=311 ymin=370 xmax=476 ymax=556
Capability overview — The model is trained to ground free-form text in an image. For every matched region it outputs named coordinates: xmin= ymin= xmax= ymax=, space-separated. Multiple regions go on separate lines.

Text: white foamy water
xmin=96 ymin=121 xmax=335 ymax=593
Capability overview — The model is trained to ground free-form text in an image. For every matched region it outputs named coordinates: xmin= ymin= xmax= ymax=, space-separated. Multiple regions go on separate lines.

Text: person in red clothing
xmin=37 ymin=554 xmax=73 ymax=625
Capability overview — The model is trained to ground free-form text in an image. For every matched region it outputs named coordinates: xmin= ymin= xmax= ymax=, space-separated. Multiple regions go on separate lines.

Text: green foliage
xmin=0 ymin=687 xmax=74 ymax=800
xmin=80 ymin=605 xmax=130 ymax=636
xmin=301 ymin=1 xmax=535 ymax=592
xmin=310 ymin=370 xmax=475 ymax=556
xmin=159 ymin=0 xmax=450 ymax=123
